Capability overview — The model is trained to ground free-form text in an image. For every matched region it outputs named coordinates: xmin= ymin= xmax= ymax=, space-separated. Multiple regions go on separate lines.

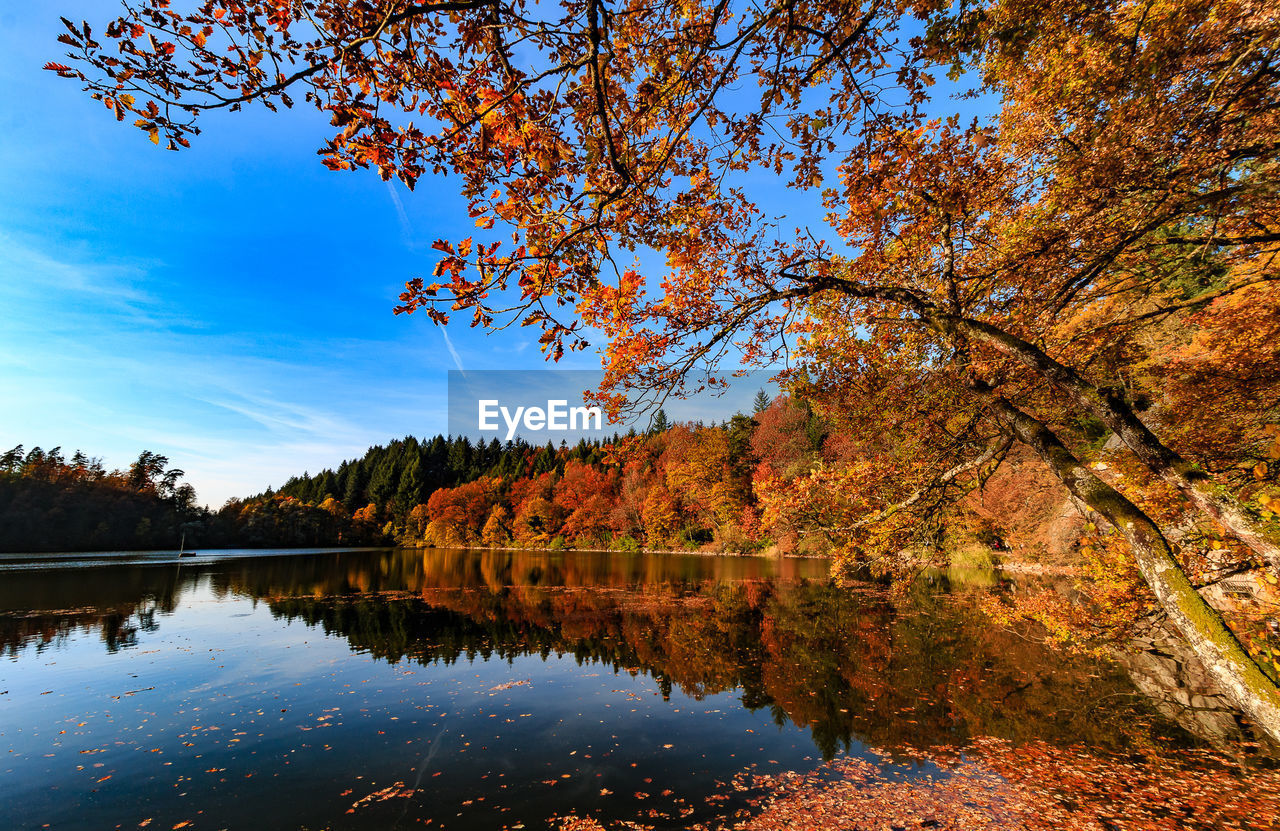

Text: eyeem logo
xmin=449 ymin=370 xmax=613 ymax=443
xmin=448 ymin=369 xmax=777 ymax=443
xmin=478 ymin=399 xmax=603 ymax=441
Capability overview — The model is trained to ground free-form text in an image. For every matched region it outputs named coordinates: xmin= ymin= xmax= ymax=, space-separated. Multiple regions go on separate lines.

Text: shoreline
xmin=400 ymin=542 xmax=1084 ymax=575
xmin=399 ymin=542 xmax=799 ymax=558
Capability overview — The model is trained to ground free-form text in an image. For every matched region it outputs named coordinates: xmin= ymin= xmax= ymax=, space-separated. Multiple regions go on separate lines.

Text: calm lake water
xmin=0 ymin=547 xmax=1219 ymax=829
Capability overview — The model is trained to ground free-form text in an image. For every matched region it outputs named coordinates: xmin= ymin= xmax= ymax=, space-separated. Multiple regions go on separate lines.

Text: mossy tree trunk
xmin=974 ymin=384 xmax=1280 ymax=743
xmin=948 ymin=315 xmax=1280 ymax=572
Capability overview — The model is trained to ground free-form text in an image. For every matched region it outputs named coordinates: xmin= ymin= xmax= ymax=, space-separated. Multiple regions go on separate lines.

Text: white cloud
xmin=440 ymin=325 xmax=465 ymax=373
xmin=0 ymin=232 xmax=450 ymax=508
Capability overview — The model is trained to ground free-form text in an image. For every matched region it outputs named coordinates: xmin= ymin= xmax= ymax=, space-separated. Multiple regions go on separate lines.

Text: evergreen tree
xmin=367 ymin=450 xmax=399 ymax=509
xmin=532 ymin=442 xmax=557 ymax=475
xmin=649 ymin=408 xmax=670 ymax=435
xmin=395 ymin=454 xmax=426 ymax=517
xmin=342 ymin=461 xmax=368 ymax=509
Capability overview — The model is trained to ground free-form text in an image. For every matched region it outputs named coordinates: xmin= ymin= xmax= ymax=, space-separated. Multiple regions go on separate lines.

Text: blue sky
xmin=0 ymin=3 xmax=612 ymax=506
xmin=0 ymin=5 xmax=811 ymax=509
xmin=0 ymin=5 xmax=987 ymax=508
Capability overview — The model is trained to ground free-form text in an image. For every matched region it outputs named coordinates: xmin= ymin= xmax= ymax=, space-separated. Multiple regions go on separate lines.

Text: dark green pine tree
xmin=482 ymin=437 xmax=502 ymax=474
xmin=423 ymin=435 xmax=448 ymax=490
xmin=649 ymin=408 xmax=670 ymax=435
xmin=367 ymin=448 xmax=399 ymax=509
xmin=532 ymin=442 xmax=557 ymax=475
xmin=342 ymin=460 xmax=369 ymax=509
xmin=446 ymin=436 xmax=474 ymax=485
xmin=0 ymin=445 xmax=24 ymax=472
xmin=395 ymin=454 xmax=426 ymax=517
xmin=316 ymin=470 xmax=337 ymax=502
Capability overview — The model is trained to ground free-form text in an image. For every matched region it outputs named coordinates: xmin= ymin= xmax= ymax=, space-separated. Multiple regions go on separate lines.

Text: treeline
xmin=264 ymin=433 xmax=617 ymax=516
xmin=407 ymin=400 xmax=821 ymax=552
xmin=0 ymin=445 xmax=384 ymax=552
xmin=0 ymin=445 xmax=203 ymax=552
xmin=265 ymin=393 xmax=837 ymax=553
xmin=0 ymin=393 xmax=837 ymax=554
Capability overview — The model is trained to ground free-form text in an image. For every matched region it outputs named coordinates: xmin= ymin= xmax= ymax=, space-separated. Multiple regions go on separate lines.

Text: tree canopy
xmin=49 ymin=0 xmax=1280 ymax=739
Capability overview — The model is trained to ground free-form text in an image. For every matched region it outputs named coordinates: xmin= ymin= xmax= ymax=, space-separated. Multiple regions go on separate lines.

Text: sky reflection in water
xmin=0 ymin=548 xmax=1191 ymax=830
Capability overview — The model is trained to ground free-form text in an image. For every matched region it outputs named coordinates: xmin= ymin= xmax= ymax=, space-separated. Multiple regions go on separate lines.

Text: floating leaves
xmin=489 ymin=679 xmax=532 ymax=692
xmin=346 ymin=782 xmax=416 ymax=814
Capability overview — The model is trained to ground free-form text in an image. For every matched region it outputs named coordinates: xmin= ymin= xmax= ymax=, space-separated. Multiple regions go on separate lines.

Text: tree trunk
xmin=975 ymin=385 xmax=1280 ymax=743
xmin=948 ymin=315 xmax=1280 ymax=572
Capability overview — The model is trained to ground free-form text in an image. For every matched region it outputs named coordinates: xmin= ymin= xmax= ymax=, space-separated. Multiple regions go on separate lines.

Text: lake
xmin=0 ymin=547 xmax=1254 ymax=829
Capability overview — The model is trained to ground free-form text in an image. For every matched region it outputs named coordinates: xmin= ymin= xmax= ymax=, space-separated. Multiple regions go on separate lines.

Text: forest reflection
xmin=0 ymin=548 xmax=1198 ymax=760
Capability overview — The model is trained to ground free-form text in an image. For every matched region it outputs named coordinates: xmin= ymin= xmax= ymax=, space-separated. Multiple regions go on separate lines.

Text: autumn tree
xmin=751 ymin=397 xmax=819 ymax=479
xmin=664 ymin=425 xmax=747 ymax=536
xmin=555 ymin=461 xmax=619 ymax=546
xmin=406 ymin=502 xmax=431 ymax=538
xmin=513 ymin=495 xmax=564 ymax=545
xmin=641 ymin=486 xmax=680 ymax=549
xmin=353 ymin=502 xmax=379 ymax=529
xmin=608 ymin=458 xmax=651 ymax=543
xmin=1157 ymin=283 xmax=1280 ymax=479
xmin=424 ymin=477 xmax=499 ymax=544
xmin=480 ymin=503 xmax=512 ymax=547
xmin=52 ymin=0 xmax=1280 ymax=736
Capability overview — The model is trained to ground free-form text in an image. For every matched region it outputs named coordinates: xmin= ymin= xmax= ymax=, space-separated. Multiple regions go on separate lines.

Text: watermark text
xmin=478 ymin=399 xmax=603 ymax=441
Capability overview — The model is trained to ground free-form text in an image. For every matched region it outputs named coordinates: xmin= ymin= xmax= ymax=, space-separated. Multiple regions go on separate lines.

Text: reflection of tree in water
xmin=95 ymin=602 xmax=163 ymax=652
xmin=0 ymin=598 xmax=167 ymax=656
xmin=265 ymin=577 xmax=1195 ymax=760
xmin=0 ymin=567 xmax=181 ymax=657
xmin=0 ymin=549 xmax=1251 ymax=761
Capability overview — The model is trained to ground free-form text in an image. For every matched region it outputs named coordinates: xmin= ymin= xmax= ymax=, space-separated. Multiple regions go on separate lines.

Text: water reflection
xmin=0 ymin=547 xmax=1192 ymax=760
